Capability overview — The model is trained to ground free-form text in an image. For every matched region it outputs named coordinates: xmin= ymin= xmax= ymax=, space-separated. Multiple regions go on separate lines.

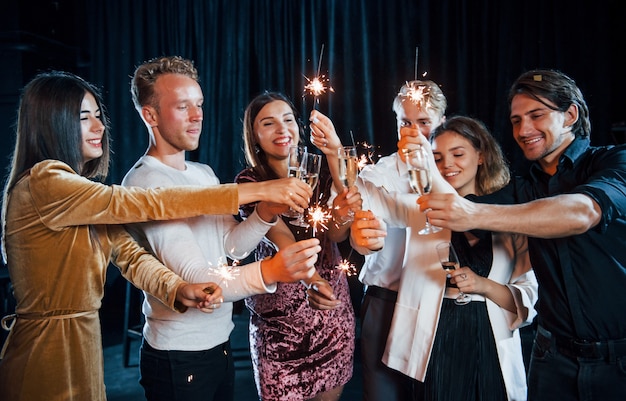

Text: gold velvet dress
xmin=0 ymin=160 xmax=238 ymax=401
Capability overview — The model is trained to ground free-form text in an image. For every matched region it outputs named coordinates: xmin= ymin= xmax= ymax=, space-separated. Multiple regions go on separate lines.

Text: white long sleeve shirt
xmin=353 ymin=153 xmax=411 ymax=291
xmin=122 ymin=155 xmax=277 ymax=351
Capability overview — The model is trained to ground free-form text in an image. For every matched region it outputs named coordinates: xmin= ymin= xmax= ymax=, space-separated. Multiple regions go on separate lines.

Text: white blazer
xmin=362 ymin=178 xmax=538 ymax=401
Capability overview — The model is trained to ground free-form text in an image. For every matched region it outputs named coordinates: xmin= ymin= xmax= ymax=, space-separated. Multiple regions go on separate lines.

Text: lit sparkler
xmin=334 ymin=258 xmax=357 ymax=285
xmin=204 ymin=256 xmax=240 ymax=294
xmin=308 ymin=203 xmax=332 ymax=237
xmin=303 ymin=74 xmax=334 ymax=98
xmin=303 ymin=44 xmax=334 ymax=109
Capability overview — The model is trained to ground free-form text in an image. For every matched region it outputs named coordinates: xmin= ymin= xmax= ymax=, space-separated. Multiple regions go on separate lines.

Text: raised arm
xmin=309 ymin=110 xmax=345 ymax=193
xmin=237 ymin=178 xmax=312 ymax=213
xmin=421 ymin=192 xmax=601 ymax=238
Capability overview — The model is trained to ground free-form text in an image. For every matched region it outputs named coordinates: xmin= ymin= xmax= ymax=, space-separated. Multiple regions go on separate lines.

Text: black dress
xmin=422 ymin=232 xmax=508 ymax=401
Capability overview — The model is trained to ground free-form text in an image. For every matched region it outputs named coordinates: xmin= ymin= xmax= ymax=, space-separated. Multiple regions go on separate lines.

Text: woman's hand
xmin=175 ymin=282 xmax=224 ymax=313
xmin=240 ymin=178 xmax=313 ymax=213
xmin=305 ymin=279 xmax=342 ymax=310
xmin=309 ymin=110 xmax=342 ymax=155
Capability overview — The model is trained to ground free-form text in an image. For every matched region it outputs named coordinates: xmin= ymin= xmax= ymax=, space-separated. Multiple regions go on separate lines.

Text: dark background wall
xmin=1 ymin=0 xmax=625 ymax=187
xmin=0 ymin=1 xmax=625 ymax=326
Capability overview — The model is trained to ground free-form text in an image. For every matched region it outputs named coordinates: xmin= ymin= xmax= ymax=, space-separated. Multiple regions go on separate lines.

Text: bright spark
xmin=207 ymin=256 xmax=240 ymax=288
xmin=334 ymin=259 xmax=357 ymax=284
xmin=304 ymin=75 xmax=334 ymax=97
xmin=308 ymin=204 xmax=332 ymax=236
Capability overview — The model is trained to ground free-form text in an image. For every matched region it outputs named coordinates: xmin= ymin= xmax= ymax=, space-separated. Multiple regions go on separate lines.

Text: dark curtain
xmin=82 ymin=0 xmax=624 ymax=185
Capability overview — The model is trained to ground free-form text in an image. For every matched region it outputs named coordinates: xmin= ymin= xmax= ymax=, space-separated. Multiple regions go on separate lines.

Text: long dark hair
xmin=6 ymin=71 xmax=111 ymax=189
xmin=242 ymin=91 xmax=304 ymax=180
xmin=2 ymin=71 xmax=111 ymax=261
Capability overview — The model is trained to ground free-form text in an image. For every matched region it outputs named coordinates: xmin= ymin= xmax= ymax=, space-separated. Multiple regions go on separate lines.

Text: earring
xmin=254 ymin=144 xmax=261 ymax=154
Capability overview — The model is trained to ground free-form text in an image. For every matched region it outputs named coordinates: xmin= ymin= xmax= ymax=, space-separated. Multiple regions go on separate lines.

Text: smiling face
xmin=509 ymin=93 xmax=577 ymax=174
xmin=254 ymin=100 xmax=300 ymax=164
xmin=432 ymin=131 xmax=482 ymax=196
xmin=80 ymin=92 xmax=105 ymax=163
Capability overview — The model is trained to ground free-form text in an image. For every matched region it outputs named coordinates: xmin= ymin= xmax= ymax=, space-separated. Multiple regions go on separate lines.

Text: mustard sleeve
xmin=29 ymin=160 xmax=238 ymax=230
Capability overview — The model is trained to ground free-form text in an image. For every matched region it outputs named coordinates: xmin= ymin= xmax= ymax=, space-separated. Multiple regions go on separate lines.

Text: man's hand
xmin=350 ymin=210 xmax=387 ymax=252
xmin=175 ymin=282 xmax=224 ymax=313
xmin=418 ymin=192 xmax=476 ymax=232
xmin=261 ymin=238 xmax=321 ymax=284
xmin=397 ymin=127 xmax=422 ymax=162
xmin=256 ymin=201 xmax=287 ymax=222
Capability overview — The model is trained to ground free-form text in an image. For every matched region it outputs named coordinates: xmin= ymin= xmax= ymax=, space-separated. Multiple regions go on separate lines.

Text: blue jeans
xmin=528 ymin=326 xmax=626 ymax=401
xmin=139 ymin=339 xmax=235 ymax=401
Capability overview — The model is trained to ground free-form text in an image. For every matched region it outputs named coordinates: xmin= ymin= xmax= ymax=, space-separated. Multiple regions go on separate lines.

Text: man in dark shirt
xmin=420 ymin=69 xmax=626 ymax=401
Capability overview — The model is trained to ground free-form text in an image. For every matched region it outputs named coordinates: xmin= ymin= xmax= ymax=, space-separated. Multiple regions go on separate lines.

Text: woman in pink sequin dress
xmin=235 ymin=92 xmax=360 ymax=401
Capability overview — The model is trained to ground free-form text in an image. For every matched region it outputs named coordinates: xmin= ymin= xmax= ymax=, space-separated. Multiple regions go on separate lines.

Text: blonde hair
xmin=393 ymin=80 xmax=447 ymax=118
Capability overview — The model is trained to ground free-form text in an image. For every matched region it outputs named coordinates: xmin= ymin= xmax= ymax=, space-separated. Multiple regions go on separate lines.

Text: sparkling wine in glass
xmin=404 ymin=146 xmax=442 ymax=235
xmin=337 ymin=146 xmax=358 ymax=224
xmin=283 ymin=145 xmax=307 ymax=218
xmin=436 ymin=242 xmax=471 ymax=305
xmin=338 ymin=146 xmax=358 ymax=188
xmin=291 ymin=152 xmax=322 ymax=228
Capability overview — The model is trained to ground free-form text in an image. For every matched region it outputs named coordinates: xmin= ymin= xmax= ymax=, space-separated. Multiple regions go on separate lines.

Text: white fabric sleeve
xmin=223 ymin=208 xmax=277 ymax=260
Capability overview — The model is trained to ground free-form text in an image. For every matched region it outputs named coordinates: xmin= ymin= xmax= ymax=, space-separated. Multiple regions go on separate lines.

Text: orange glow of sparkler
xmin=303 ymin=44 xmax=334 ymax=108
xmin=334 ymin=258 xmax=357 ymax=285
xmin=357 ymin=154 xmax=370 ymax=170
xmin=303 ymin=75 xmax=334 ymax=97
xmin=207 ymin=256 xmax=240 ymax=289
xmin=403 ymin=83 xmax=431 ymax=109
xmin=308 ymin=204 xmax=332 ymax=236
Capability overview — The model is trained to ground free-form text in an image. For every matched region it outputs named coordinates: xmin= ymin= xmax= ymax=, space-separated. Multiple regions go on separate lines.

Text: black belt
xmin=365 ymin=285 xmax=398 ymax=303
xmin=536 ymin=325 xmax=626 ymax=360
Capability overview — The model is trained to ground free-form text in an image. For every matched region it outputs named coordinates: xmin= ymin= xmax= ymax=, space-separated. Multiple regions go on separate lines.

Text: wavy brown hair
xmin=241 ymin=91 xmax=304 ymax=180
xmin=430 ymin=116 xmax=510 ymax=196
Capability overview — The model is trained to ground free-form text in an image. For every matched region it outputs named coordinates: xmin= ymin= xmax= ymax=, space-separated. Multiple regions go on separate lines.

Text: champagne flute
xmin=404 ymin=146 xmax=442 ymax=235
xmin=436 ymin=242 xmax=471 ymax=305
xmin=337 ymin=146 xmax=359 ymax=223
xmin=282 ymin=145 xmax=307 ymax=218
xmin=290 ymin=152 xmax=322 ymax=227
xmin=338 ymin=146 xmax=358 ymax=188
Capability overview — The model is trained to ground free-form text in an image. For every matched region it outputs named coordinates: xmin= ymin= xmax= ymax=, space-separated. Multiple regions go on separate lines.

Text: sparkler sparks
xmin=308 ymin=204 xmax=332 ymax=237
xmin=303 ymin=75 xmax=334 ymax=98
xmin=204 ymin=257 xmax=240 ymax=294
xmin=403 ymin=83 xmax=432 ymax=109
xmin=303 ymin=44 xmax=334 ymax=109
xmin=334 ymin=258 xmax=357 ymax=285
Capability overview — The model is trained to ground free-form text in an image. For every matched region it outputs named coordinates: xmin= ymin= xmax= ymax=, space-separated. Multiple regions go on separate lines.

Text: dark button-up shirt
xmin=474 ymin=137 xmax=626 ymax=341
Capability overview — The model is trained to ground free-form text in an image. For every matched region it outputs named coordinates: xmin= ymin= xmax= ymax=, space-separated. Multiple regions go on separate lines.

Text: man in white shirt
xmin=122 ymin=56 xmax=321 ymax=401
xmin=350 ymin=80 xmax=447 ymax=401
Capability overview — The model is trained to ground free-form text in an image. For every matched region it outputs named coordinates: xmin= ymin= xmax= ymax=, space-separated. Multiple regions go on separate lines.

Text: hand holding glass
xmin=338 ymin=146 xmax=358 ymax=188
xmin=290 ymin=152 xmax=322 ymax=228
xmin=436 ymin=242 xmax=471 ymax=305
xmin=283 ymin=145 xmax=307 ymax=218
xmin=337 ymin=146 xmax=358 ymax=223
xmin=404 ymin=146 xmax=442 ymax=235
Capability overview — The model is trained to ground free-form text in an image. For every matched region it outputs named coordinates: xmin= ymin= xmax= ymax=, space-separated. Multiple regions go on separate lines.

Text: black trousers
xmin=139 ymin=339 xmax=235 ymax=401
